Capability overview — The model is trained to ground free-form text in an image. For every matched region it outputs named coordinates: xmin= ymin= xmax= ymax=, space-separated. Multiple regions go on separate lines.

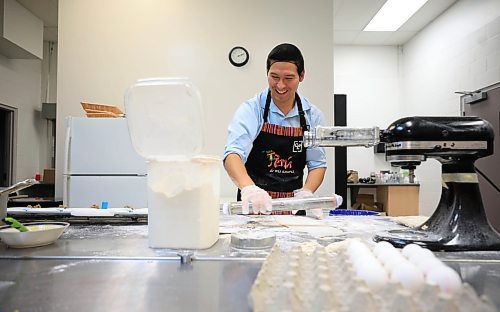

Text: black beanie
xmin=266 ymin=43 xmax=304 ymax=75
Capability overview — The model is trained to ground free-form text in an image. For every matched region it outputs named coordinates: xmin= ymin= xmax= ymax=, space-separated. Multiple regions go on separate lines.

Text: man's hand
xmin=293 ymin=188 xmax=323 ymax=219
xmin=241 ymin=185 xmax=272 ymax=214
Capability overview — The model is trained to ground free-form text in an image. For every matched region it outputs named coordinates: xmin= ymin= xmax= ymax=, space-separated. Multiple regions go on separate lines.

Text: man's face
xmin=267 ymin=61 xmax=304 ymax=106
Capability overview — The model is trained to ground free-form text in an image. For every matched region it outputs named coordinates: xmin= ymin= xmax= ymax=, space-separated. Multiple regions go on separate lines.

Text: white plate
xmin=0 ymin=222 xmax=69 ymax=248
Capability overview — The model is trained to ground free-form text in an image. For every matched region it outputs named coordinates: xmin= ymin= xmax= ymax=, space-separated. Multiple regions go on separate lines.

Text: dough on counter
xmin=272 ymin=215 xmax=327 ymax=226
xmin=292 ymin=226 xmax=344 ymax=238
xmin=325 ymin=237 xmax=362 ymax=253
xmin=392 ymin=216 xmax=429 ymax=228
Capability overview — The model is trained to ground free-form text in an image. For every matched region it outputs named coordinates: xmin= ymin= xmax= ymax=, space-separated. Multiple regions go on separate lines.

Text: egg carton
xmin=249 ymin=240 xmax=496 ymax=312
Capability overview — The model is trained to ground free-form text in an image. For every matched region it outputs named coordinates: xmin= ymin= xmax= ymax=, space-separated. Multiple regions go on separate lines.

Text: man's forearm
xmin=303 ymin=167 xmax=326 ymax=192
xmin=223 ymin=153 xmax=255 ymax=189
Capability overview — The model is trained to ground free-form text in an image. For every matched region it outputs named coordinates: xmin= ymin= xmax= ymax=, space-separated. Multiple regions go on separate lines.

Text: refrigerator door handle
xmin=63 ymin=174 xmax=69 ymax=206
xmin=63 ymin=117 xmax=72 ymax=175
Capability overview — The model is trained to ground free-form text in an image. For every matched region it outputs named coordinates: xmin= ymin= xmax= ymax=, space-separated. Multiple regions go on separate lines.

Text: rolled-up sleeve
xmin=223 ymin=98 xmax=262 ymax=163
xmin=306 ymin=106 xmax=327 ymax=170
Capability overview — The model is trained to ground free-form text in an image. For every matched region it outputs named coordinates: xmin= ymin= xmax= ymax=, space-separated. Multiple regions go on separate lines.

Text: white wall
xmin=334 ymin=45 xmax=401 ymax=178
xmin=56 ymin=0 xmax=334 ymax=201
xmin=401 ymin=0 xmax=500 ymax=216
xmin=0 ymin=54 xmax=42 ymax=181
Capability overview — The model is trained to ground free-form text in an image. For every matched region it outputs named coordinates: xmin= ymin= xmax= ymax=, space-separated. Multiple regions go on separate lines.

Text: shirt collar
xmin=265 ymin=89 xmax=310 ymax=117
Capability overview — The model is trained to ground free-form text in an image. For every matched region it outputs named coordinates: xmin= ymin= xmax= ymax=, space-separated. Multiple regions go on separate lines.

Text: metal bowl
xmin=230 ymin=230 xmax=276 ymax=250
xmin=0 ymin=222 xmax=69 ymax=248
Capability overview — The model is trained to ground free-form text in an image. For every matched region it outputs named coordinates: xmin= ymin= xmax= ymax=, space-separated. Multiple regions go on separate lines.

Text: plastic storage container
xmin=125 ymin=78 xmax=220 ymax=249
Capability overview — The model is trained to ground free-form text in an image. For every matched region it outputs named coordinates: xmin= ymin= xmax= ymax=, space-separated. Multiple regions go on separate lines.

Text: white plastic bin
xmin=125 ymin=78 xmax=220 ymax=249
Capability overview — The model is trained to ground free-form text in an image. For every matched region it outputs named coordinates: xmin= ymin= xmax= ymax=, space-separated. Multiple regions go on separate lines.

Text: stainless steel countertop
xmin=1 ymin=215 xmax=500 ymax=311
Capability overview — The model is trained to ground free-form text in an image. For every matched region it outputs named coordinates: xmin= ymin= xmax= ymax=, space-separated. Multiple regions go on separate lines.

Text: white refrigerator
xmin=63 ymin=117 xmax=148 ymax=208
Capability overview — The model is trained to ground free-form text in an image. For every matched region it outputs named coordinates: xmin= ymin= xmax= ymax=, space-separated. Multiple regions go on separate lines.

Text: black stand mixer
xmin=305 ymin=116 xmax=500 ymax=251
xmin=373 ymin=116 xmax=500 ymax=251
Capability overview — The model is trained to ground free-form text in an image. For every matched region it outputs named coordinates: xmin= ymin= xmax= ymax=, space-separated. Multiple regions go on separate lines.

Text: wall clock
xmin=229 ymin=46 xmax=249 ymax=67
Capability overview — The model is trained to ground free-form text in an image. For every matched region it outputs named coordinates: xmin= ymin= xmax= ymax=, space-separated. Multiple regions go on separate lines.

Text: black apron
xmin=237 ymin=90 xmax=309 ymax=215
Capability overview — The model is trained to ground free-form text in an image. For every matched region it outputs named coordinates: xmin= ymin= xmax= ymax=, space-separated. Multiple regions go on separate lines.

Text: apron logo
xmin=293 ymin=141 xmax=303 ymax=153
xmin=266 ymin=151 xmax=293 ymax=170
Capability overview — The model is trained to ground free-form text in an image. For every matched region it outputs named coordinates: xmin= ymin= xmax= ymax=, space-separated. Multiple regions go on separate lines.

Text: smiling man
xmin=223 ymin=43 xmax=327 ymax=217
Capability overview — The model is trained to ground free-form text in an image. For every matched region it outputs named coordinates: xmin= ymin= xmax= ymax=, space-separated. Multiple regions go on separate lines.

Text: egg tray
xmin=249 ymin=241 xmax=496 ymax=312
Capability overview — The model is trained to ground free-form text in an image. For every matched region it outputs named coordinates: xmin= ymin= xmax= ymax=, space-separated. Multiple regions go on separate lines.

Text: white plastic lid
xmin=124 ymin=78 xmax=204 ymax=159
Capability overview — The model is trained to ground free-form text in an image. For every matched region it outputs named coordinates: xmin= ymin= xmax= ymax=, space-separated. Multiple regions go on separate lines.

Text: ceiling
xmin=334 ymin=0 xmax=457 ymax=45
xmin=17 ymin=0 xmax=457 ymax=46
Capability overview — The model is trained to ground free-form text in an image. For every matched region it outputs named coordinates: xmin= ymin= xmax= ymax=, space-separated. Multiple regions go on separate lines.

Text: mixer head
xmin=380 ymin=116 xmax=494 ymax=166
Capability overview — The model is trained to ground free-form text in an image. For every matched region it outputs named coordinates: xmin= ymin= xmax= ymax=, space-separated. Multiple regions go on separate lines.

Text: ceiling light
xmin=363 ymin=0 xmax=429 ymax=31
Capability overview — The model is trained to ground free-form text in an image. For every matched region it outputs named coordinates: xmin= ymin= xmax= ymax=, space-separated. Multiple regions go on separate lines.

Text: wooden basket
xmin=81 ymin=102 xmax=124 ymax=117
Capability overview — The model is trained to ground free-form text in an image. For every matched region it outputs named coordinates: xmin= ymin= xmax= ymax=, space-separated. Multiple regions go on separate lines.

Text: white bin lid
xmin=124 ymin=78 xmax=204 ymax=159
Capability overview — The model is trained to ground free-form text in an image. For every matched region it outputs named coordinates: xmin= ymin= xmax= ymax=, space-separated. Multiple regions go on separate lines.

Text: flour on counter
xmin=62 ymin=225 xmax=148 ymax=239
xmin=289 ymin=226 xmax=344 ymax=238
xmin=272 ymin=215 xmax=329 ymax=226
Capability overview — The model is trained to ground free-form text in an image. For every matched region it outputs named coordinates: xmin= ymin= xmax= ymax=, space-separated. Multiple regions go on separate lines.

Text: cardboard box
xmin=352 ymin=193 xmax=374 ymax=209
xmin=376 ymin=185 xmax=420 ymax=216
xmin=353 ymin=194 xmax=374 ymax=206
xmin=352 ymin=194 xmax=383 ymax=212
xmin=43 ymin=169 xmax=55 ymax=184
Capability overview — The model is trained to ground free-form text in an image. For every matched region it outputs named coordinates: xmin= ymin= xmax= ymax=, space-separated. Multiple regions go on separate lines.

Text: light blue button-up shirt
xmin=223 ymin=89 xmax=327 ymax=170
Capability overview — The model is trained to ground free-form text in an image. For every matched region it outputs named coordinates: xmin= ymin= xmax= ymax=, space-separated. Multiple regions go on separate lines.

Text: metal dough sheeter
xmin=304 ymin=116 xmax=500 ymax=251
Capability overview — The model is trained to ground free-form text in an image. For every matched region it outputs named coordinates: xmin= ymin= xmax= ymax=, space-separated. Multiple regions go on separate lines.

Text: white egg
xmin=351 ymin=253 xmax=379 ymax=270
xmin=346 ymin=241 xmax=374 ymax=266
xmin=415 ymin=256 xmax=446 ymax=276
xmin=355 ymin=261 xmax=389 ymax=292
xmin=376 ymin=247 xmax=403 ymax=265
xmin=347 ymin=241 xmax=371 ymax=257
xmin=390 ymin=262 xmax=425 ymax=292
xmin=426 ymin=266 xmax=462 ymax=295
xmin=382 ymin=253 xmax=410 ymax=273
xmin=347 ymin=248 xmax=372 ymax=263
xmin=408 ymin=247 xmax=436 ymax=265
xmin=373 ymin=241 xmax=396 ymax=257
xmin=401 ymin=243 xmax=423 ymax=258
